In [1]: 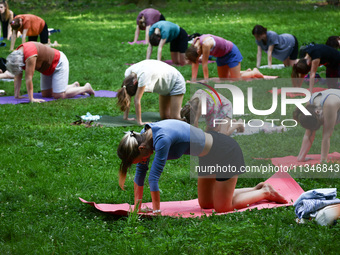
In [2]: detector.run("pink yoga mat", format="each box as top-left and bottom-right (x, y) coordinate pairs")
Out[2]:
(244, 75), (279, 81)
(198, 76), (278, 83)
(256, 152), (340, 168)
(268, 87), (326, 98)
(0, 90), (117, 105)
(79, 171), (304, 218)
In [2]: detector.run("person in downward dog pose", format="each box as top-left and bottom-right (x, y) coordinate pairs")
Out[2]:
(291, 44), (340, 91)
(147, 21), (188, 66)
(294, 89), (340, 162)
(133, 8), (165, 44)
(10, 14), (50, 50)
(117, 59), (186, 125)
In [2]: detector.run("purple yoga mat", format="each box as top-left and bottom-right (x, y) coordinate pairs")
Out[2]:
(0, 90), (117, 105)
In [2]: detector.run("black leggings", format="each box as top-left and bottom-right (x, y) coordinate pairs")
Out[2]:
(1, 20), (9, 39)
(28, 22), (48, 44)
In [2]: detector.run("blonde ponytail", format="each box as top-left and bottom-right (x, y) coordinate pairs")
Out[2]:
(180, 97), (200, 124)
(117, 73), (138, 112)
(117, 86), (131, 111)
(117, 131), (144, 189)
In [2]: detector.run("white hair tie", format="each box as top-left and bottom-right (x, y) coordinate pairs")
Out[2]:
(124, 130), (136, 137)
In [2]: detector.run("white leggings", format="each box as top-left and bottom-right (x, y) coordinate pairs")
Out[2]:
(40, 51), (69, 93)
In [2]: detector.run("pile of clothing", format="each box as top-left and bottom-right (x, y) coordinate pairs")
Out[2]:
(294, 188), (340, 226)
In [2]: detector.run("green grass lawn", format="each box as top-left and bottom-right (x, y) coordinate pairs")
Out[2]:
(1, 1), (339, 254)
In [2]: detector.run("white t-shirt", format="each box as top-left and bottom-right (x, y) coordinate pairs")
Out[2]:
(124, 60), (182, 95)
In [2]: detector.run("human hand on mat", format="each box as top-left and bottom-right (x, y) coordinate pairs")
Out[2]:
(139, 206), (153, 213)
(127, 117), (149, 126)
(298, 157), (313, 162)
(138, 121), (150, 126)
(30, 98), (45, 103)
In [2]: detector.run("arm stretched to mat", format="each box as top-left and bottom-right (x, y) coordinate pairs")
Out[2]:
(256, 45), (262, 68)
(134, 86), (146, 125)
(25, 56), (45, 103)
(134, 182), (144, 211)
(133, 25), (140, 43)
(191, 62), (199, 81)
(134, 182), (160, 213)
(10, 30), (18, 51)
(320, 98), (338, 161)
(308, 58), (320, 92)
(144, 25), (151, 45)
(267, 44), (274, 68)
(157, 38), (166, 61)
(146, 43), (153, 59)
(297, 129), (315, 161)
(21, 28), (28, 44)
(201, 41), (212, 79)
(14, 72), (24, 98)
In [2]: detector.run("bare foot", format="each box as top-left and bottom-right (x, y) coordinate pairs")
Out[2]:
(51, 40), (61, 47)
(0, 71), (15, 79)
(263, 183), (288, 204)
(253, 68), (264, 78)
(70, 81), (80, 88)
(68, 82), (85, 94)
(255, 182), (265, 190)
(84, 83), (95, 96)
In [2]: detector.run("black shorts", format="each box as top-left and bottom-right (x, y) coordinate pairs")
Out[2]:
(159, 14), (166, 21)
(170, 27), (188, 53)
(198, 131), (245, 181)
(289, 35), (299, 60)
(28, 22), (48, 44)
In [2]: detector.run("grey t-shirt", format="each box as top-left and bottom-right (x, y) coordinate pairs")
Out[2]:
(256, 31), (296, 61)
